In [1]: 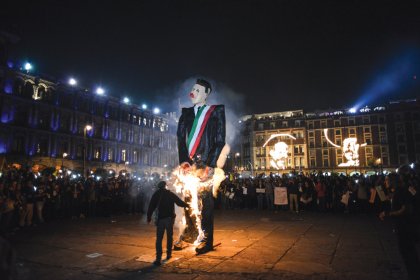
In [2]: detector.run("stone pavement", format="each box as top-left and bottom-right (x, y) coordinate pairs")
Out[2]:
(5, 210), (408, 280)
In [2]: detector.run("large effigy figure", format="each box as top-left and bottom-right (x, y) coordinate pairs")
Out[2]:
(175, 78), (226, 254)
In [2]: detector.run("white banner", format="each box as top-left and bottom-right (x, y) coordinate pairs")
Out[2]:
(256, 188), (266, 193)
(274, 187), (288, 205)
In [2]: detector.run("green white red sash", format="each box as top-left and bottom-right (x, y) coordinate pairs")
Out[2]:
(187, 105), (216, 158)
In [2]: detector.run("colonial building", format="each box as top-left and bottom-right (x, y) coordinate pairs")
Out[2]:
(0, 65), (178, 176)
(238, 99), (420, 175)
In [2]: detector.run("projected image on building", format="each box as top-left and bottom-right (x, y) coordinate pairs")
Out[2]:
(263, 134), (296, 170)
(323, 129), (366, 167)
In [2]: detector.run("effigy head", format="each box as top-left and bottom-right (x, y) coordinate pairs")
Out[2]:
(189, 78), (212, 105)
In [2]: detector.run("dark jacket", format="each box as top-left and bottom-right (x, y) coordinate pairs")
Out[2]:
(147, 189), (188, 220)
(177, 105), (226, 168)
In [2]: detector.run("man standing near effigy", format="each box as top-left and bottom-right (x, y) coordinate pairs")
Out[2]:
(175, 78), (226, 254)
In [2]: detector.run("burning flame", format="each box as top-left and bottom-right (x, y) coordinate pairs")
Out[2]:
(170, 165), (225, 245)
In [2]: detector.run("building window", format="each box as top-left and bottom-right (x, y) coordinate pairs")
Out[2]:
(322, 137), (328, 147)
(336, 149), (342, 165)
(258, 123), (264, 130)
(282, 121), (288, 127)
(108, 148), (114, 161)
(12, 136), (25, 154)
(335, 129), (341, 135)
(133, 150), (138, 163)
(270, 122), (276, 129)
(396, 124), (404, 133)
(94, 147), (101, 160)
(309, 140), (315, 148)
(121, 149), (127, 162)
(334, 120), (340, 126)
(380, 135), (387, 144)
(363, 117), (370, 124)
(335, 139), (341, 146)
(310, 158), (316, 167)
(349, 118), (355, 126)
(308, 122), (314, 129)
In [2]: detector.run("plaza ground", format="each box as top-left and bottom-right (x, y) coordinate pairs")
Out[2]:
(6, 210), (409, 280)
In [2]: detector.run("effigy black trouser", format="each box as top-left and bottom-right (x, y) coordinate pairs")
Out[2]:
(200, 190), (214, 248)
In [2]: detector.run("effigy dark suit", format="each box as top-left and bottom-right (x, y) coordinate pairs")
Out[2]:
(177, 104), (226, 252)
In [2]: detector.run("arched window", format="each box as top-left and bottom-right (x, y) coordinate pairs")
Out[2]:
(37, 85), (46, 100)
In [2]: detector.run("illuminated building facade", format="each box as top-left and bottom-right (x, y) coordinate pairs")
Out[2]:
(239, 100), (420, 174)
(0, 66), (178, 175)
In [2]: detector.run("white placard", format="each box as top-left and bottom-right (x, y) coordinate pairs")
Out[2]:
(274, 187), (288, 205)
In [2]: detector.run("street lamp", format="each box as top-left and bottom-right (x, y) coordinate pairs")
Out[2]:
(24, 62), (32, 72)
(83, 125), (93, 178)
(95, 87), (105, 95)
(68, 78), (77, 86)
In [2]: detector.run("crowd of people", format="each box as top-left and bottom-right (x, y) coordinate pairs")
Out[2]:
(0, 167), (419, 234)
(1, 166), (419, 277)
(0, 168), (159, 235)
(218, 170), (419, 216)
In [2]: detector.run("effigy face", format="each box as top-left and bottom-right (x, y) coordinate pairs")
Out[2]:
(189, 84), (208, 105)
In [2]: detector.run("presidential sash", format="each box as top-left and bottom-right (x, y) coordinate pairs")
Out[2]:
(187, 105), (216, 158)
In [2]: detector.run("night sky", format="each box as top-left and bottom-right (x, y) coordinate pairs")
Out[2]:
(2, 0), (420, 114)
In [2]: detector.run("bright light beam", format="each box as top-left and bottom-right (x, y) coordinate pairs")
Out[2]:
(353, 52), (419, 109)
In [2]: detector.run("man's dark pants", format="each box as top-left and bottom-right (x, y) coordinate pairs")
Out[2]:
(156, 217), (175, 260)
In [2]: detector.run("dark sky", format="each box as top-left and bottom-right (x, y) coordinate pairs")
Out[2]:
(2, 0), (420, 114)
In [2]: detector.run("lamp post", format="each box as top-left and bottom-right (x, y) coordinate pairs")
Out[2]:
(62, 152), (68, 169)
(83, 125), (92, 178)
(376, 158), (382, 174)
(235, 152), (241, 171)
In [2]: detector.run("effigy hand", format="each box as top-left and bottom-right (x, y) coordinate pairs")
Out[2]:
(180, 162), (191, 175)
